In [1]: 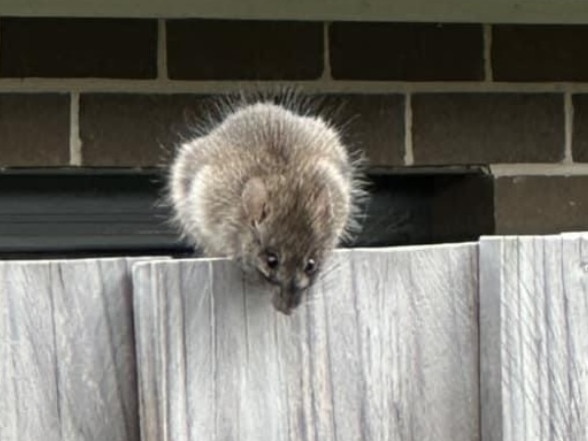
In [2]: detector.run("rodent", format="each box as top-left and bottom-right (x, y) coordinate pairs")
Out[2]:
(167, 94), (365, 314)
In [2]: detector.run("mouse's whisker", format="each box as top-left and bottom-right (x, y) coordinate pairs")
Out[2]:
(166, 92), (366, 314)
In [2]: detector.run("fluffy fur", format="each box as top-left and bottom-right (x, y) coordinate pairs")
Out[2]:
(167, 94), (366, 314)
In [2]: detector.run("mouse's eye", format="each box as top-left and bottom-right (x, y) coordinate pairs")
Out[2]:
(265, 251), (280, 269)
(304, 258), (317, 274)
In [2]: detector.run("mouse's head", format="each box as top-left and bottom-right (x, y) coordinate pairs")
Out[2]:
(238, 175), (338, 314)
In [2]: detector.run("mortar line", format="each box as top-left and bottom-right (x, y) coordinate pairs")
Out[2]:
(564, 91), (574, 163)
(157, 18), (168, 80)
(3, 79), (588, 94)
(69, 92), (82, 166)
(321, 22), (332, 80)
(404, 93), (414, 166)
(483, 24), (493, 82)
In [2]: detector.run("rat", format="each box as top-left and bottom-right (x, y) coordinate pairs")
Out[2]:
(167, 95), (365, 314)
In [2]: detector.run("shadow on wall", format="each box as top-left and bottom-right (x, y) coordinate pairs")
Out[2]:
(0, 168), (494, 258)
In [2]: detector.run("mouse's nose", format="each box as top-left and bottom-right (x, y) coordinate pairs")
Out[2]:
(272, 282), (304, 315)
(288, 278), (302, 293)
(285, 282), (304, 306)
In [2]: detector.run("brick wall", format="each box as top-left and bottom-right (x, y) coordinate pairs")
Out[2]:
(0, 18), (587, 235)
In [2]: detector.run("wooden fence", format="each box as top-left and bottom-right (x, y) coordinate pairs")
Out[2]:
(1, 234), (586, 441)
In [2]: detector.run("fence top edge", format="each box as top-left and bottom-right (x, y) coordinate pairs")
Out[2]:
(0, 255), (172, 267)
(130, 242), (479, 269)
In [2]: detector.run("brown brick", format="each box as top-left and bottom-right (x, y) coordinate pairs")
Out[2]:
(320, 94), (404, 166)
(572, 95), (588, 162)
(329, 22), (483, 81)
(0, 94), (69, 166)
(495, 176), (588, 234)
(0, 18), (157, 78)
(412, 93), (564, 165)
(80, 94), (210, 167)
(492, 25), (588, 82)
(167, 20), (323, 80)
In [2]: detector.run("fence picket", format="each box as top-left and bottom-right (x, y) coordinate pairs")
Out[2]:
(133, 244), (480, 441)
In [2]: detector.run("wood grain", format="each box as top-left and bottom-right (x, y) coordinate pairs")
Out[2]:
(480, 234), (588, 441)
(133, 244), (479, 441)
(0, 257), (154, 441)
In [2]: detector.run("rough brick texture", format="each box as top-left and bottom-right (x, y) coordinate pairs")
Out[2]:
(329, 22), (483, 81)
(572, 94), (588, 162)
(495, 176), (588, 234)
(79, 93), (404, 167)
(79, 94), (209, 166)
(492, 25), (588, 82)
(320, 94), (405, 166)
(167, 20), (323, 80)
(0, 18), (157, 78)
(0, 94), (70, 166)
(412, 93), (564, 165)
(0, 17), (586, 241)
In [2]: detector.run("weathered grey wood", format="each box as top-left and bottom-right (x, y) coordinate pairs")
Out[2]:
(0, 257), (158, 441)
(480, 234), (588, 441)
(133, 244), (479, 441)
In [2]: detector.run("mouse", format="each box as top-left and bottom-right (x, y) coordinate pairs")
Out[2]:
(167, 95), (365, 314)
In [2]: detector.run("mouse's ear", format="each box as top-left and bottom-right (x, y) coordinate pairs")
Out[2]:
(242, 177), (269, 226)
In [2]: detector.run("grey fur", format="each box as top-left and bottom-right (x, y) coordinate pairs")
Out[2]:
(168, 98), (366, 314)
